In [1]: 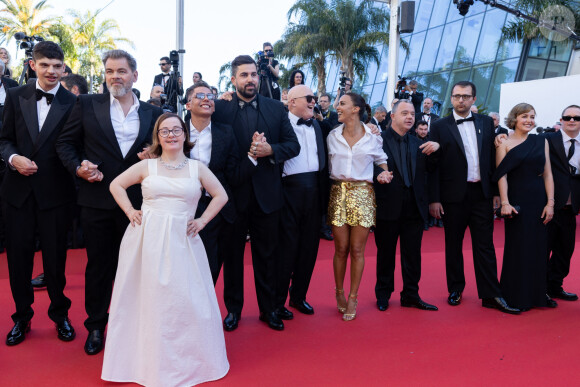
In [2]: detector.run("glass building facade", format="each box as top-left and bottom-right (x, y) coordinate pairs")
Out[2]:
(301, 0), (575, 115)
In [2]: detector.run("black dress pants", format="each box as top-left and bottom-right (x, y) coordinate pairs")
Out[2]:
(547, 206), (576, 292)
(196, 195), (225, 285)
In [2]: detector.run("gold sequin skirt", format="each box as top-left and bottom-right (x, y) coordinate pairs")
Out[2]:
(328, 180), (376, 228)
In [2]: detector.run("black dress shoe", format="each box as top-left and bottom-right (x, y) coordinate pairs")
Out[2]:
(548, 288), (578, 301)
(545, 294), (558, 308)
(447, 291), (462, 306)
(377, 299), (389, 311)
(259, 312), (284, 331)
(31, 273), (46, 289)
(84, 329), (104, 355)
(276, 307), (294, 320)
(320, 230), (334, 241)
(436, 219), (443, 228)
(223, 312), (240, 332)
(482, 297), (521, 315)
(401, 296), (438, 311)
(6, 321), (31, 346)
(289, 299), (314, 315)
(56, 318), (76, 341)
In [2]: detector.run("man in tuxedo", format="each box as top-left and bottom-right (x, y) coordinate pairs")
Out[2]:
(0, 41), (77, 346)
(374, 100), (439, 312)
(489, 112), (509, 136)
(184, 80), (252, 284)
(152, 56), (182, 111)
(213, 55), (299, 331)
(370, 105), (388, 131)
(414, 97), (439, 133)
(57, 49), (162, 355)
(396, 79), (423, 114)
(275, 85), (326, 320)
(0, 60), (18, 116)
(545, 105), (580, 301)
(428, 81), (519, 314)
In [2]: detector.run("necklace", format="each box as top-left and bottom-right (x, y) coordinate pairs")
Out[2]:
(159, 158), (188, 170)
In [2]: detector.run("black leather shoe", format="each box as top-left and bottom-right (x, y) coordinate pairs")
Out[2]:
(320, 230), (334, 241)
(276, 307), (294, 320)
(6, 321), (31, 346)
(448, 291), (462, 306)
(436, 219), (443, 228)
(545, 294), (558, 308)
(401, 296), (438, 311)
(84, 329), (104, 355)
(482, 297), (521, 315)
(548, 288), (578, 301)
(259, 312), (284, 331)
(31, 273), (46, 289)
(289, 299), (314, 315)
(56, 318), (76, 342)
(377, 299), (389, 311)
(223, 312), (240, 332)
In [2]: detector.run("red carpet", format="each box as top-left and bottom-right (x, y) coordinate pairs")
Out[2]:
(1, 220), (580, 386)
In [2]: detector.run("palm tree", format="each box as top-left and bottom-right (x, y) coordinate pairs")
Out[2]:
(0, 0), (56, 46)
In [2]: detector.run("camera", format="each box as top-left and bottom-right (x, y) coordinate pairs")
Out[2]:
(161, 49), (185, 113)
(338, 71), (349, 92)
(14, 32), (44, 58)
(395, 75), (410, 100)
(313, 104), (321, 115)
(536, 127), (555, 134)
(257, 50), (274, 74)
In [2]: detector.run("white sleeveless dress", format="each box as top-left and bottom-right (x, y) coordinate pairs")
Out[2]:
(102, 159), (229, 387)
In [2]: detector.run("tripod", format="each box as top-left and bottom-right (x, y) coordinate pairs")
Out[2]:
(163, 68), (182, 113)
(258, 72), (273, 99)
(18, 57), (36, 86)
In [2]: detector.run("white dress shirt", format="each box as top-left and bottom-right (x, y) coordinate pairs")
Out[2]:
(110, 93), (140, 158)
(37, 81), (60, 131)
(561, 130), (580, 175)
(0, 82), (6, 105)
(283, 112), (319, 176)
(453, 111), (480, 182)
(327, 123), (388, 183)
(189, 121), (212, 167)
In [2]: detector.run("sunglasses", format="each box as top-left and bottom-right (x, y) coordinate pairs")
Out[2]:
(297, 95), (316, 103)
(562, 116), (580, 122)
(159, 63), (169, 66)
(190, 93), (217, 101)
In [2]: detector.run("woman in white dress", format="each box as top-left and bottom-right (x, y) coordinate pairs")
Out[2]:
(102, 113), (230, 387)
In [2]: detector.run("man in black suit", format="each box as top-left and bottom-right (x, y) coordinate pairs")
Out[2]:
(414, 97), (439, 133)
(428, 81), (519, 314)
(57, 49), (162, 355)
(152, 56), (182, 112)
(545, 105), (580, 301)
(489, 112), (509, 136)
(275, 85), (326, 319)
(396, 79), (423, 114)
(184, 80), (252, 284)
(0, 41), (77, 346)
(0, 60), (18, 117)
(212, 55), (300, 331)
(370, 105), (388, 131)
(374, 100), (439, 312)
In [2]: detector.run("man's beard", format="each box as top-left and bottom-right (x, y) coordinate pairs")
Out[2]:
(109, 83), (131, 98)
(238, 83), (257, 99)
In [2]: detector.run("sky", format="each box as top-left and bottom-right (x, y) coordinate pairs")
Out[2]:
(2, 0), (298, 95)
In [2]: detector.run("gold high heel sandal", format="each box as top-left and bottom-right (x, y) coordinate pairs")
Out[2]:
(335, 288), (346, 314)
(342, 293), (358, 321)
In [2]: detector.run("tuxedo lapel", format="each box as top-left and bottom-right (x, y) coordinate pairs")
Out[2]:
(257, 95), (273, 141)
(32, 88), (73, 155)
(447, 115), (466, 158)
(126, 102), (152, 159)
(92, 96), (123, 159)
(552, 131), (568, 168)
(209, 123), (225, 170)
(313, 120), (325, 170)
(474, 114), (483, 157)
(19, 84), (39, 143)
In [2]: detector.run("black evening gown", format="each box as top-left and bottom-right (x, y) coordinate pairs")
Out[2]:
(492, 134), (549, 310)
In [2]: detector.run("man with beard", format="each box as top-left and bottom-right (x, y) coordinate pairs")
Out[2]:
(213, 55), (299, 331)
(57, 49), (162, 354)
(414, 97), (439, 133)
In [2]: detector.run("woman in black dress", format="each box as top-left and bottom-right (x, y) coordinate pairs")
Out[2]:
(289, 69), (305, 88)
(493, 103), (555, 311)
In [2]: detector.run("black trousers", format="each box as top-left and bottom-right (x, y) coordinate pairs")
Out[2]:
(275, 173), (320, 309)
(196, 195), (225, 285)
(375, 188), (423, 302)
(4, 196), (71, 323)
(222, 190), (280, 315)
(81, 206), (128, 331)
(442, 182), (501, 299)
(547, 206), (577, 292)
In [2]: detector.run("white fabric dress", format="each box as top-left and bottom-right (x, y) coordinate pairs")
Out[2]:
(102, 159), (229, 387)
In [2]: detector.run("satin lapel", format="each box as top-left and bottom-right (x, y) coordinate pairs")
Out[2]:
(126, 102), (152, 159)
(32, 89), (72, 155)
(448, 115), (466, 159)
(474, 114), (483, 157)
(92, 96), (123, 159)
(209, 122), (225, 170)
(384, 130), (401, 175)
(313, 120), (325, 170)
(19, 84), (39, 143)
(552, 131), (568, 167)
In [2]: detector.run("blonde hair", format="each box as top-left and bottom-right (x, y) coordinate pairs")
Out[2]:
(505, 103), (535, 129)
(149, 113), (194, 157)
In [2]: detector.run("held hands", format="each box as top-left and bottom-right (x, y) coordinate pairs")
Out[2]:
(126, 207), (143, 227)
(77, 160), (103, 182)
(377, 169), (393, 184)
(12, 155), (38, 176)
(187, 218), (207, 237)
(248, 131), (272, 159)
(419, 141), (440, 155)
(429, 202), (444, 219)
(541, 204), (554, 224)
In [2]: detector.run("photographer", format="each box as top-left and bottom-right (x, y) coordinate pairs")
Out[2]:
(257, 42), (280, 100)
(152, 54), (183, 112)
(394, 78), (423, 114)
(332, 74), (352, 110)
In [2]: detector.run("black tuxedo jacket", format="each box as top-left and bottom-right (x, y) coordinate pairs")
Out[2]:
(56, 93), (162, 210)
(544, 131), (580, 213)
(414, 112), (439, 125)
(428, 113), (497, 203)
(0, 77), (19, 126)
(0, 82), (76, 210)
(186, 119), (255, 223)
(213, 94), (300, 214)
(374, 128), (429, 221)
(494, 126), (509, 136)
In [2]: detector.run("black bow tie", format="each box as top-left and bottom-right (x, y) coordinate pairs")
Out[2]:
(297, 118), (313, 127)
(35, 89), (54, 105)
(239, 100), (258, 110)
(456, 116), (474, 125)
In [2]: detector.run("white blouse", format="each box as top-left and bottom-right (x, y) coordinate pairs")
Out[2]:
(327, 123), (388, 183)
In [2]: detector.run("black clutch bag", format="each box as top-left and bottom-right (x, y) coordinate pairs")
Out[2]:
(495, 205), (520, 218)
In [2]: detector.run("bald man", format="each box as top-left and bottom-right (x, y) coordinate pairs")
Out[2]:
(275, 85), (327, 319)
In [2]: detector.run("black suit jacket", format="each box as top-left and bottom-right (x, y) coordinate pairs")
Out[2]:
(374, 128), (429, 222)
(0, 82), (76, 210)
(0, 77), (19, 125)
(494, 126), (509, 136)
(56, 93), (162, 210)
(414, 112), (439, 125)
(544, 131), (580, 213)
(428, 113), (497, 203)
(213, 94), (300, 214)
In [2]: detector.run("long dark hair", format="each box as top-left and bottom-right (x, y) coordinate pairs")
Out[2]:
(289, 69), (305, 88)
(346, 92), (372, 124)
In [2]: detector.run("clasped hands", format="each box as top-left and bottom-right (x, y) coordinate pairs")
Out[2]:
(12, 155), (38, 176)
(77, 160), (103, 182)
(248, 131), (272, 160)
(377, 169), (394, 184)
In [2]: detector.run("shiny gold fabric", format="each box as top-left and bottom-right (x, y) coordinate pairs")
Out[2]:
(328, 181), (376, 228)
